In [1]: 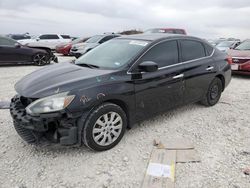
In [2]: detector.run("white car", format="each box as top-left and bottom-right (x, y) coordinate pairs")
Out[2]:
(216, 40), (241, 53)
(70, 34), (120, 58)
(19, 34), (72, 50)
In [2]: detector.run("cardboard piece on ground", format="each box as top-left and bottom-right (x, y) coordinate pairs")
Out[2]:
(142, 148), (176, 188)
(176, 149), (201, 163)
(153, 139), (194, 150)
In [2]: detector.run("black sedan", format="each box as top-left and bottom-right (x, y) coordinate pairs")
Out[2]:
(0, 36), (57, 66)
(10, 34), (231, 151)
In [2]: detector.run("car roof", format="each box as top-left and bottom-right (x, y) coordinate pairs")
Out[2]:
(117, 33), (197, 42)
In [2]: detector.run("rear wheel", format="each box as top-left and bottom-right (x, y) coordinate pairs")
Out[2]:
(82, 103), (127, 151)
(33, 53), (48, 66)
(200, 77), (222, 106)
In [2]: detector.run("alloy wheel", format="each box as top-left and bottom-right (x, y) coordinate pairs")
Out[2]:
(210, 84), (219, 99)
(92, 112), (123, 146)
(33, 54), (47, 66)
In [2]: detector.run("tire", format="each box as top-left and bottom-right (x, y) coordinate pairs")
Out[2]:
(13, 121), (41, 144)
(82, 103), (127, 151)
(200, 77), (223, 106)
(86, 48), (92, 53)
(33, 53), (48, 66)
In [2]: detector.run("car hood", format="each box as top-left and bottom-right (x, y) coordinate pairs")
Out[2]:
(228, 49), (250, 57)
(15, 62), (115, 98)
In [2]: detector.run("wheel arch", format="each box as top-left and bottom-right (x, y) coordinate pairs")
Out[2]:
(77, 99), (132, 146)
(104, 99), (131, 128)
(215, 74), (225, 91)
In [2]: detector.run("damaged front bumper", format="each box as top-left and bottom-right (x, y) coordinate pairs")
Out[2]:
(10, 95), (81, 146)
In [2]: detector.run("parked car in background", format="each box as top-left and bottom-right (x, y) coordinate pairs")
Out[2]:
(7, 33), (31, 41)
(144, 28), (187, 35)
(207, 39), (217, 46)
(216, 40), (241, 52)
(18, 34), (72, 50)
(228, 40), (250, 75)
(10, 34), (231, 151)
(213, 38), (227, 46)
(70, 34), (120, 58)
(0, 35), (57, 66)
(56, 37), (89, 56)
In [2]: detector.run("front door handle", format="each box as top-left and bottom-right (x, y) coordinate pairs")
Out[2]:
(206, 66), (214, 71)
(172, 74), (184, 79)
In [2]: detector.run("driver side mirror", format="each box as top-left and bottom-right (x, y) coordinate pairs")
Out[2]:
(36, 38), (40, 41)
(138, 61), (158, 72)
(14, 43), (21, 48)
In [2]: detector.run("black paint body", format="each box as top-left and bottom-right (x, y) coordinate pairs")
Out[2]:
(0, 44), (57, 65)
(10, 34), (231, 146)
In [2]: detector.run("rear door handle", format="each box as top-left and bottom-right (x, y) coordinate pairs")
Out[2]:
(172, 74), (184, 79)
(206, 66), (214, 71)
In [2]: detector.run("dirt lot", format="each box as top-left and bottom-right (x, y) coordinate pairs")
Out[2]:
(0, 57), (249, 188)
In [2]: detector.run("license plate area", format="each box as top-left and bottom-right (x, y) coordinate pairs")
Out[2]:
(231, 64), (238, 70)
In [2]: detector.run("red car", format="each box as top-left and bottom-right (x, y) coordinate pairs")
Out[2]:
(228, 40), (250, 75)
(144, 28), (187, 35)
(56, 37), (89, 55)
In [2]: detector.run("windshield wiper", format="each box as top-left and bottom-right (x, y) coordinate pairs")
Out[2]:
(77, 63), (100, 69)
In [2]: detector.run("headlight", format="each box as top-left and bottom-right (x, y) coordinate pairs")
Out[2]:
(26, 92), (75, 115)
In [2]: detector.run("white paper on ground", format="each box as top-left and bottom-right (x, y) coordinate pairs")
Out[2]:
(146, 163), (171, 177)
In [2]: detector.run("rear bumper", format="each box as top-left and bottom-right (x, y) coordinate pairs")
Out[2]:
(10, 95), (80, 146)
(232, 70), (250, 75)
(231, 60), (250, 74)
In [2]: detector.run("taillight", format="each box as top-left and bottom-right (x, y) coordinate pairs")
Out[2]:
(226, 56), (233, 64)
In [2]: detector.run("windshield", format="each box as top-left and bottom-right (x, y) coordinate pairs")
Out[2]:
(11, 35), (31, 40)
(72, 37), (87, 44)
(85, 35), (103, 43)
(217, 41), (234, 47)
(75, 39), (149, 69)
(235, 41), (250, 50)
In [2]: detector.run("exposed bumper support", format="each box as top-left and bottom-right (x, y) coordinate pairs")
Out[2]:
(10, 95), (81, 146)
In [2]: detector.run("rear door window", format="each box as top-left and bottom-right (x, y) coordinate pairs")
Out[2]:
(204, 43), (214, 56)
(61, 35), (71, 39)
(139, 40), (179, 68)
(39, 35), (59, 40)
(180, 40), (206, 62)
(174, 30), (185, 34)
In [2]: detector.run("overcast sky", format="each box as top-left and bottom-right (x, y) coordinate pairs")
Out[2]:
(0, 0), (250, 39)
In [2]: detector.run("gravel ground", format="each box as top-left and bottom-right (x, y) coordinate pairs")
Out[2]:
(0, 57), (249, 188)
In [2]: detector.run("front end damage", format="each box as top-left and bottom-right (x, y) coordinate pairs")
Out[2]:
(10, 95), (81, 146)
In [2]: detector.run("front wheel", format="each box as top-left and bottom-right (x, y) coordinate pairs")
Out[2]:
(82, 103), (127, 151)
(200, 77), (222, 106)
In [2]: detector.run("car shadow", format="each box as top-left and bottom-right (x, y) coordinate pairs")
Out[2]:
(232, 73), (250, 79)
